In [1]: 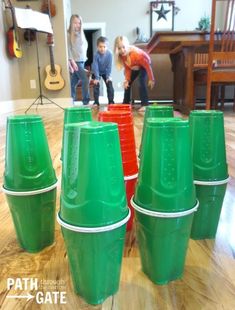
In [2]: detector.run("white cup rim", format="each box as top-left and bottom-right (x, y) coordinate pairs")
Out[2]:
(57, 208), (131, 233)
(2, 181), (58, 196)
(194, 176), (229, 186)
(130, 197), (199, 218)
(124, 173), (138, 181)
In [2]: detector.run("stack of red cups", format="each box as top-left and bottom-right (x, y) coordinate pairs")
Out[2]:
(108, 104), (132, 112)
(98, 110), (138, 231)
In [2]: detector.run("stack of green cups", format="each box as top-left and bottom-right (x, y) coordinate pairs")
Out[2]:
(2, 115), (57, 253)
(61, 107), (92, 160)
(132, 118), (198, 285)
(189, 110), (229, 239)
(139, 105), (174, 159)
(57, 121), (130, 305)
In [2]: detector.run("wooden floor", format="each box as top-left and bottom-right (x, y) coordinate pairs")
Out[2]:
(0, 105), (235, 310)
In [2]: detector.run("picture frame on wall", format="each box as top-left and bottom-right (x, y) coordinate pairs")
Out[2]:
(150, 1), (175, 36)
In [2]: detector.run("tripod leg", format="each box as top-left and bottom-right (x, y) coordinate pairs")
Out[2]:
(36, 95), (45, 111)
(41, 95), (64, 110)
(25, 96), (41, 114)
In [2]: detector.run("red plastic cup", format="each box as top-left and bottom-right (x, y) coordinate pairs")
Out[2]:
(125, 174), (138, 231)
(124, 162), (138, 177)
(98, 111), (138, 177)
(99, 111), (133, 125)
(120, 143), (136, 152)
(118, 126), (135, 136)
(108, 104), (132, 112)
(118, 124), (134, 130)
(122, 150), (137, 162)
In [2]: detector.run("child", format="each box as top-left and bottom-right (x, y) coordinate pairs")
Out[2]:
(114, 36), (155, 111)
(67, 14), (90, 105)
(92, 36), (114, 106)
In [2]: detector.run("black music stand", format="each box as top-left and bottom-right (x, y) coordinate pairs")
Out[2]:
(25, 32), (64, 113)
(11, 6), (64, 113)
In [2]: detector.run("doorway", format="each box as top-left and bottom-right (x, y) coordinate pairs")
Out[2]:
(84, 29), (99, 68)
(83, 23), (106, 98)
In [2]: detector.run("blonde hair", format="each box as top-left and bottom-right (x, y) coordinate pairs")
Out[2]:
(68, 14), (86, 45)
(113, 36), (130, 70)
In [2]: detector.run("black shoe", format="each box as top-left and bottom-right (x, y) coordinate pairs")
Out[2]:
(92, 102), (99, 109)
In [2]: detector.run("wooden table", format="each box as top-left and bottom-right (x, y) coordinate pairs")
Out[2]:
(138, 31), (218, 113)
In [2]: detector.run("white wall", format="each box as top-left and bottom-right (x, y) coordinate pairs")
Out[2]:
(64, 0), (72, 30)
(174, 0), (211, 31)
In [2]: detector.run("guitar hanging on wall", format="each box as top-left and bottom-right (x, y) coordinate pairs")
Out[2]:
(44, 34), (65, 91)
(5, 0), (23, 58)
(41, 0), (56, 17)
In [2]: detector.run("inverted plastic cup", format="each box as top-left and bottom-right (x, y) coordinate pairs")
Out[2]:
(98, 111), (138, 177)
(61, 107), (92, 160)
(60, 121), (128, 227)
(134, 118), (196, 212)
(144, 105), (174, 118)
(139, 105), (174, 159)
(122, 149), (138, 162)
(191, 178), (228, 239)
(98, 111), (133, 125)
(108, 104), (132, 112)
(57, 211), (130, 305)
(189, 110), (228, 181)
(118, 124), (135, 132)
(4, 115), (57, 191)
(125, 174), (138, 231)
(2, 184), (57, 253)
(132, 198), (198, 285)
(64, 107), (92, 124)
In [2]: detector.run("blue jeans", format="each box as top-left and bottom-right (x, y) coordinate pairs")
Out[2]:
(70, 61), (90, 104)
(93, 74), (114, 104)
(123, 68), (149, 105)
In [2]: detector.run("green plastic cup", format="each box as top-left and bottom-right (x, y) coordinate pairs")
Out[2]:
(4, 115), (57, 191)
(61, 107), (92, 160)
(60, 121), (128, 227)
(134, 118), (196, 212)
(64, 107), (92, 124)
(189, 110), (228, 181)
(57, 211), (130, 305)
(132, 198), (198, 285)
(3, 184), (57, 253)
(191, 179), (228, 239)
(144, 105), (174, 118)
(139, 105), (174, 158)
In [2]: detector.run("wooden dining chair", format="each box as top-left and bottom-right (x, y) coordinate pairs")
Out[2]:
(193, 0), (235, 110)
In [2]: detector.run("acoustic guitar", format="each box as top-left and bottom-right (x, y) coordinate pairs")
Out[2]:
(44, 34), (65, 91)
(41, 0), (56, 17)
(5, 0), (23, 58)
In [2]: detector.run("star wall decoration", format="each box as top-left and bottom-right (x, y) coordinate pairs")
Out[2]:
(154, 4), (170, 21)
(150, 1), (175, 35)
